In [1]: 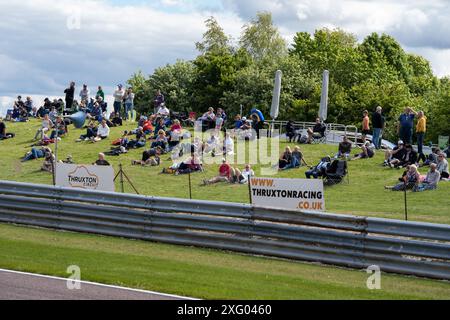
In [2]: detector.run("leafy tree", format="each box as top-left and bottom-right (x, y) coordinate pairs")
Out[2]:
(196, 17), (232, 55)
(240, 12), (287, 63)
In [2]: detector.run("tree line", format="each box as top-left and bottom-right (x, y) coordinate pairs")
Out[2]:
(128, 12), (449, 143)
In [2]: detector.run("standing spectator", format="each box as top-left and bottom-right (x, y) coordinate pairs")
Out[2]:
(361, 110), (370, 144)
(79, 84), (90, 105)
(153, 89), (165, 114)
(398, 106), (417, 144)
(64, 82), (75, 112)
(416, 111), (427, 163)
(372, 106), (385, 149)
(124, 87), (135, 121)
(113, 84), (125, 116)
(97, 86), (105, 101)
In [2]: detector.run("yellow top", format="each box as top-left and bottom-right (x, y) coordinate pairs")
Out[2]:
(416, 116), (427, 133)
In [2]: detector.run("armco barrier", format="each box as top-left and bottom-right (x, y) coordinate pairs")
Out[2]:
(0, 180), (449, 280)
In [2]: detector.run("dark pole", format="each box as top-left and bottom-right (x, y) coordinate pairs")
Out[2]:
(248, 174), (253, 205)
(404, 181), (408, 221)
(120, 164), (125, 193)
(188, 171), (192, 200)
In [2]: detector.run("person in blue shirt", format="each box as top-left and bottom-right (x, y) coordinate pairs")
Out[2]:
(397, 107), (418, 144)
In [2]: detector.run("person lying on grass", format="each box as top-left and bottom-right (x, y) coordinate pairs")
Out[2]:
(385, 164), (420, 191)
(351, 141), (375, 161)
(22, 147), (52, 162)
(132, 147), (163, 167)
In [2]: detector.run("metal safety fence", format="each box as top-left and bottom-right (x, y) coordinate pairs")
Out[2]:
(0, 180), (449, 280)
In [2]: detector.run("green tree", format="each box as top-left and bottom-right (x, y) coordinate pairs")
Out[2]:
(196, 16), (232, 55)
(239, 12), (287, 63)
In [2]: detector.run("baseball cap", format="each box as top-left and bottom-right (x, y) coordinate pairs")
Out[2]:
(398, 140), (404, 145)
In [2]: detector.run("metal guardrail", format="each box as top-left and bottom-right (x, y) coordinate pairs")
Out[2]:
(0, 180), (449, 280)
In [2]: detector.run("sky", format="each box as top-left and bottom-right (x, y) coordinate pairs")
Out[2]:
(1, 0), (450, 115)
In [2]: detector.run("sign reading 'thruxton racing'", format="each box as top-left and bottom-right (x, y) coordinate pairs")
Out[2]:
(56, 163), (115, 192)
(250, 177), (325, 212)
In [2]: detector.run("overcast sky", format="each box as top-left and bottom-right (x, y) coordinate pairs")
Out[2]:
(1, 0), (449, 114)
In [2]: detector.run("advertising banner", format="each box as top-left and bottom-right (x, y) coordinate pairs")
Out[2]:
(250, 177), (325, 212)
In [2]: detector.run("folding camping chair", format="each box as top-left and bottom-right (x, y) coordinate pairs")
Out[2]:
(323, 160), (349, 186)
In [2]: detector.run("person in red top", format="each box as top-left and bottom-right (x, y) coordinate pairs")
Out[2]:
(203, 158), (233, 185)
(143, 120), (153, 135)
(362, 110), (370, 144)
(171, 119), (182, 132)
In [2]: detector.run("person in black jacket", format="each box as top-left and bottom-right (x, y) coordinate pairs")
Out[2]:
(64, 82), (75, 113)
(372, 106), (386, 149)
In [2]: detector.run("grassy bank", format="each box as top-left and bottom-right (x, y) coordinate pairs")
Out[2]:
(1, 119), (449, 224)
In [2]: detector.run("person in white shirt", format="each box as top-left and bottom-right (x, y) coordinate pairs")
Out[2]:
(79, 84), (90, 104)
(93, 120), (110, 142)
(113, 84), (125, 116)
(157, 104), (170, 117)
(34, 114), (54, 140)
(240, 164), (255, 184)
(223, 132), (234, 155)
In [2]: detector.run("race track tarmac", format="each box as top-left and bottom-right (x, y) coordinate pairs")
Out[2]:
(0, 269), (192, 300)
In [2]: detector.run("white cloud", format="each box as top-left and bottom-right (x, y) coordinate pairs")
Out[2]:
(0, 0), (449, 117)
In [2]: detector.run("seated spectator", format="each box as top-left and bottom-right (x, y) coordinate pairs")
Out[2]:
(77, 122), (97, 142)
(34, 114), (54, 140)
(93, 153), (111, 166)
(199, 107), (216, 131)
(307, 118), (326, 144)
(86, 102), (103, 121)
(423, 147), (440, 166)
(414, 164), (440, 192)
(142, 118), (153, 134)
(0, 117), (14, 140)
(109, 112), (123, 127)
(41, 148), (55, 173)
(238, 118), (254, 140)
(215, 109), (225, 132)
(282, 146), (309, 170)
(126, 127), (146, 149)
(223, 132), (234, 156)
(385, 164), (420, 191)
(306, 156), (331, 179)
(202, 158), (233, 185)
(396, 144), (418, 168)
(50, 117), (66, 140)
(156, 103), (170, 118)
(383, 140), (406, 166)
(444, 146), (450, 158)
(335, 136), (352, 159)
(279, 146), (293, 170)
(351, 142), (375, 161)
(240, 164), (255, 184)
(93, 120), (110, 142)
(132, 147), (163, 166)
(22, 147), (52, 162)
(203, 133), (220, 155)
(234, 115), (244, 131)
(436, 153), (449, 179)
(151, 130), (168, 150)
(176, 154), (203, 175)
(153, 117), (167, 138)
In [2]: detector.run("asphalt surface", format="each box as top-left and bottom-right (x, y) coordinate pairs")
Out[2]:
(0, 269), (191, 300)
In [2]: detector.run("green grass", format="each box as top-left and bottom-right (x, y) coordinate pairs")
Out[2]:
(1, 119), (449, 224)
(0, 223), (449, 300)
